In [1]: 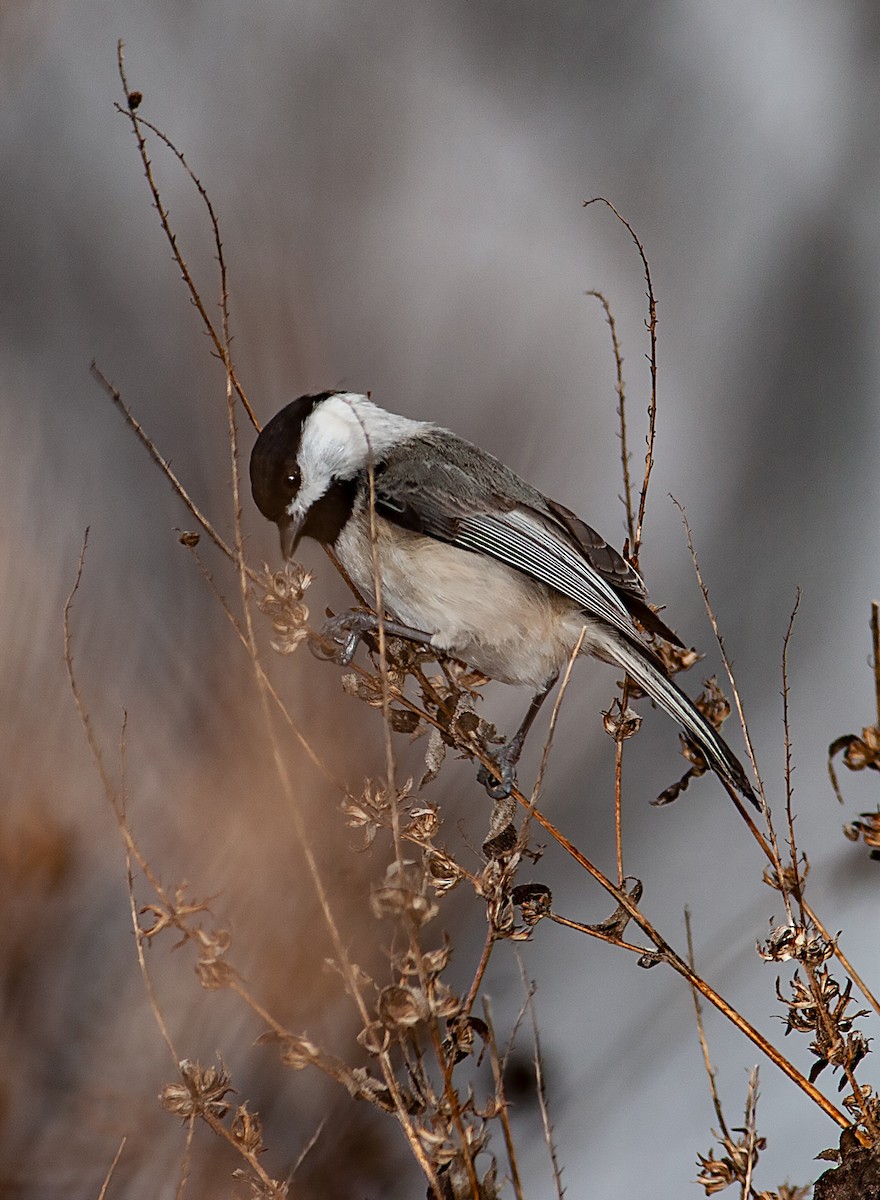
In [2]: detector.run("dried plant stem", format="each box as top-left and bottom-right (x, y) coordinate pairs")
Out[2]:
(116, 41), (257, 431)
(462, 928), (495, 1017)
(672, 496), (761, 796)
(184, 544), (348, 793)
(672, 499), (800, 906)
(584, 197), (657, 567)
(354, 421), (469, 1196)
(125, 850), (177, 1064)
(585, 283), (641, 886)
(97, 1137), (127, 1200)
(548, 912), (644, 954)
(673, 501), (880, 1018)
(614, 679), (629, 887)
(364, 457), (402, 853)
(482, 999), (526, 1200)
(518, 796), (849, 1129)
(586, 289), (634, 547)
(90, 362), (251, 573)
(290, 1118), (326, 1179)
(67, 542), (286, 1192)
(781, 592), (805, 917)
(515, 957), (565, 1200)
(175, 1117), (196, 1200)
(525, 625), (586, 825)
(872, 601), (880, 725)
(685, 908), (731, 1141)
(742, 1067), (760, 1198)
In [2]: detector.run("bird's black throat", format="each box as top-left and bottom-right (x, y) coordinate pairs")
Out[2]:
(301, 476), (359, 546)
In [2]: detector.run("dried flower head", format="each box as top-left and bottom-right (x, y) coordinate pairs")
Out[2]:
(830, 726), (880, 773)
(762, 856), (809, 893)
(654, 641), (703, 678)
(696, 1129), (766, 1196)
(511, 882), (552, 927)
(757, 922), (832, 965)
(231, 1103), (265, 1155)
(257, 562), (312, 654)
(843, 808), (880, 860)
(161, 1059), (234, 1120)
(602, 699), (642, 741)
(370, 860), (438, 926)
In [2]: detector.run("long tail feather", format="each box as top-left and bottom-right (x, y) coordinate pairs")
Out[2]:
(604, 634), (759, 808)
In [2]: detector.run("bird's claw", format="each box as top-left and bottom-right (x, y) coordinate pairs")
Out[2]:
(312, 611), (375, 665)
(478, 750), (518, 800)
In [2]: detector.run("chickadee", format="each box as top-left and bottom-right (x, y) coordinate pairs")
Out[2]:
(250, 391), (757, 806)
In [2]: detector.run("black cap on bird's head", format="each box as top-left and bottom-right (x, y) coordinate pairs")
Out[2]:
(249, 393), (330, 557)
(250, 394), (329, 517)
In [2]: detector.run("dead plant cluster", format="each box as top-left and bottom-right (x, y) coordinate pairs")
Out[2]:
(61, 45), (880, 1199)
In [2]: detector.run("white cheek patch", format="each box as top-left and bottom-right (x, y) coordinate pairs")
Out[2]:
(295, 394), (430, 517)
(297, 399), (369, 495)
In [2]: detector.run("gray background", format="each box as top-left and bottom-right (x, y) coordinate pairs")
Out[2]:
(2, 1), (879, 1196)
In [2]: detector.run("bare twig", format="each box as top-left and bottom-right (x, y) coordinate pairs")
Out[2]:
(483, 998), (526, 1200)
(90, 362), (250, 572)
(742, 1067), (760, 1198)
(462, 927), (495, 1018)
(175, 1117), (196, 1200)
(671, 496), (762, 801)
(184, 544), (348, 793)
(873, 601), (880, 726)
(584, 198), (657, 567)
(781, 592), (805, 918)
(115, 41), (258, 431)
(613, 681), (629, 887)
(514, 791), (849, 1129)
(524, 625), (586, 830)
(586, 289), (633, 547)
(685, 907), (731, 1141)
(97, 1136), (127, 1200)
(516, 957), (565, 1200)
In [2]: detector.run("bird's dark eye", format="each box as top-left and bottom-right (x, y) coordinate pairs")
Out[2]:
(284, 463), (301, 491)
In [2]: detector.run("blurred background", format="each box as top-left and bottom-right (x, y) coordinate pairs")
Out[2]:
(2, 1), (879, 1195)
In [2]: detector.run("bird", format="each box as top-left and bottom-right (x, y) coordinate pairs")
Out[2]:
(249, 390), (757, 807)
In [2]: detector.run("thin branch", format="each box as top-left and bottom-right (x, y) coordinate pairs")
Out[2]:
(482, 998), (526, 1200)
(97, 1136), (127, 1200)
(671, 497), (767, 797)
(515, 793), (849, 1129)
(547, 912), (645, 955)
(175, 1117), (196, 1200)
(462, 927), (495, 1018)
(872, 601), (880, 726)
(584, 198), (657, 567)
(90, 362), (251, 572)
(184, 544), (348, 793)
(613, 680), (629, 888)
(290, 1117), (327, 1179)
(741, 1067), (760, 1199)
(781, 591), (805, 920)
(586, 289), (633, 547)
(115, 41), (258, 430)
(515, 957), (565, 1200)
(685, 907), (731, 1141)
(523, 625), (586, 836)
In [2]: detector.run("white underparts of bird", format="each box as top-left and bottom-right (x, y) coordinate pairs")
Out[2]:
(250, 391), (758, 808)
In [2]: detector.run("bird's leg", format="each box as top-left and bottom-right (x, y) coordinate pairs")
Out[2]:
(478, 675), (558, 800)
(313, 609), (435, 666)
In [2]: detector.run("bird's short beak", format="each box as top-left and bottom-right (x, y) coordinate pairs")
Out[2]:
(277, 513), (302, 561)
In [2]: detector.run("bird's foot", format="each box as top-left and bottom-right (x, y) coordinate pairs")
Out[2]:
(312, 610), (436, 665)
(478, 744), (520, 800)
(312, 610), (377, 665)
